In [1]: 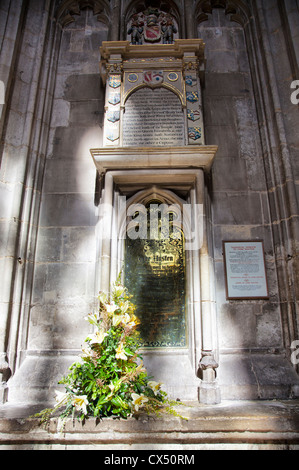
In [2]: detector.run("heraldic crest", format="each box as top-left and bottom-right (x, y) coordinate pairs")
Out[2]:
(127, 7), (178, 45)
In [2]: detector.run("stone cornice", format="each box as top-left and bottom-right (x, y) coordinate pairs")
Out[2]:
(90, 145), (218, 173)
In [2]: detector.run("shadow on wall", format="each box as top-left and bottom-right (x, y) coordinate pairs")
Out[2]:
(6, 9), (107, 405)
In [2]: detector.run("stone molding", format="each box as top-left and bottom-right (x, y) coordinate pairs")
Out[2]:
(90, 145), (218, 174)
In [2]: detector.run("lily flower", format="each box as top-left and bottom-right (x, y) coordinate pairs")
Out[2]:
(55, 390), (70, 408)
(120, 313), (131, 326)
(120, 300), (131, 314)
(71, 395), (89, 415)
(98, 292), (108, 305)
(115, 342), (127, 360)
(114, 285), (125, 297)
(148, 381), (163, 396)
(90, 329), (108, 345)
(85, 313), (98, 326)
(81, 345), (93, 358)
(106, 302), (118, 314)
(112, 314), (122, 327)
(131, 393), (148, 411)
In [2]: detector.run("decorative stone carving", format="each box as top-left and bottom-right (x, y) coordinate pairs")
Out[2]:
(127, 8), (179, 45)
(55, 0), (109, 27)
(195, 0), (250, 27)
(197, 353), (219, 380)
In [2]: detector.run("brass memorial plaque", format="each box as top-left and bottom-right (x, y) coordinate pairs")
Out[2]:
(124, 205), (187, 348)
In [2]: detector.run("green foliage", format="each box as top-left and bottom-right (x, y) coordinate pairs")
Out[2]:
(34, 278), (186, 424)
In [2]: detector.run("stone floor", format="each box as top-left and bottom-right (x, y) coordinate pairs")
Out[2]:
(0, 399), (299, 450)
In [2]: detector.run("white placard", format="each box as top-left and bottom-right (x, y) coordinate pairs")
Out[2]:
(223, 241), (269, 300)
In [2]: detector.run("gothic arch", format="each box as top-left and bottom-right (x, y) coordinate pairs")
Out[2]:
(118, 186), (186, 243)
(55, 0), (110, 27)
(194, 0), (251, 27)
(123, 83), (185, 108)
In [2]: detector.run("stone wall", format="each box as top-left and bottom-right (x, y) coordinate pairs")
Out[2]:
(199, 6), (299, 399)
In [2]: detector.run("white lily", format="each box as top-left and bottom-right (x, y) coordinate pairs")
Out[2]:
(55, 390), (69, 408)
(85, 313), (98, 326)
(81, 345), (93, 358)
(112, 314), (122, 327)
(90, 329), (108, 345)
(120, 300), (130, 314)
(114, 285), (125, 297)
(115, 342), (127, 360)
(71, 395), (89, 415)
(131, 393), (148, 412)
(118, 313), (131, 327)
(148, 381), (163, 396)
(106, 302), (118, 314)
(98, 292), (108, 304)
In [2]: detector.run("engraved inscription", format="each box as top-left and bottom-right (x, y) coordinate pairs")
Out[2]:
(123, 87), (185, 147)
(124, 204), (187, 348)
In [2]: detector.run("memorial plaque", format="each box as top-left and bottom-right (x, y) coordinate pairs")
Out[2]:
(223, 240), (269, 300)
(123, 87), (185, 147)
(124, 205), (187, 348)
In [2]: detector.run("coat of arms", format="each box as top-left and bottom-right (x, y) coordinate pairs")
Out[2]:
(108, 75), (121, 89)
(187, 109), (201, 122)
(106, 127), (119, 142)
(186, 92), (199, 103)
(127, 8), (178, 45)
(188, 127), (202, 141)
(144, 8), (161, 42)
(108, 92), (121, 105)
(185, 75), (197, 87)
(143, 71), (164, 87)
(107, 110), (120, 123)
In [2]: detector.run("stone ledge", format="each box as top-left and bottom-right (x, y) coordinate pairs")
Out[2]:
(90, 146), (218, 174)
(1, 400), (299, 449)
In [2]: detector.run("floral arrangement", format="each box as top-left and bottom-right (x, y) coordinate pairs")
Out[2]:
(35, 278), (185, 426)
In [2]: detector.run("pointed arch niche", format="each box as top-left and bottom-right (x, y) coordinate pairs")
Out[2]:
(90, 147), (220, 402)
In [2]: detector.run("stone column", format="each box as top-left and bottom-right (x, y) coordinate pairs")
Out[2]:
(196, 170), (221, 404)
(184, 0), (195, 39)
(0, 0), (59, 403)
(99, 172), (114, 294)
(110, 0), (121, 41)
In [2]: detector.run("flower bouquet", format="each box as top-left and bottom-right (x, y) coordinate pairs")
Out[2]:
(35, 279), (185, 426)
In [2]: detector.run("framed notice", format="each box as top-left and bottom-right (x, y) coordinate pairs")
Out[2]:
(223, 240), (269, 300)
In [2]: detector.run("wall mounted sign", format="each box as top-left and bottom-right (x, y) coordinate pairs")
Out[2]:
(223, 240), (269, 300)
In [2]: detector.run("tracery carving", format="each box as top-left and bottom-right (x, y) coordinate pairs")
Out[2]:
(55, 0), (110, 27)
(195, 0), (250, 27)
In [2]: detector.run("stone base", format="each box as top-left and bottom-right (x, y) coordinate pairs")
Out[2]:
(0, 400), (299, 450)
(198, 381), (221, 405)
